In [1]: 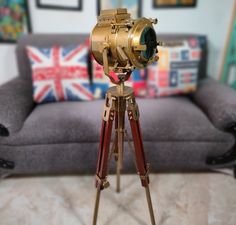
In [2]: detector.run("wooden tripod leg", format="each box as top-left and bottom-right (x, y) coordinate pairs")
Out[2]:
(128, 97), (156, 225)
(92, 96), (115, 225)
(112, 112), (122, 192)
(114, 112), (121, 193)
(116, 97), (126, 193)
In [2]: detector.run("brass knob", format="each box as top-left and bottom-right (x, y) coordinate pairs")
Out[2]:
(103, 180), (110, 189)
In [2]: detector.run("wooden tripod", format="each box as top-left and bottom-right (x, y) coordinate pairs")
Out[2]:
(92, 77), (156, 225)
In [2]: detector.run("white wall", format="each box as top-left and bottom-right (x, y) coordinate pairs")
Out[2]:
(0, 45), (18, 84)
(30, 0), (97, 33)
(0, 0), (234, 84)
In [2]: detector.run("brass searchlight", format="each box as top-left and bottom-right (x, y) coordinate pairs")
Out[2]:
(90, 8), (158, 84)
(91, 8), (158, 225)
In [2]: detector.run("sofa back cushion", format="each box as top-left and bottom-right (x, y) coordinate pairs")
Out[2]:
(17, 34), (208, 83)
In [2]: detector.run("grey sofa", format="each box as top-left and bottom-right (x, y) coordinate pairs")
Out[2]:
(0, 34), (236, 177)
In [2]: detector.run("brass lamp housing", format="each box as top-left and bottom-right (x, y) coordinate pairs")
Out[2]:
(91, 8), (158, 79)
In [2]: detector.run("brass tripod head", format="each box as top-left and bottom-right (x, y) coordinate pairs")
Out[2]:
(90, 8), (159, 86)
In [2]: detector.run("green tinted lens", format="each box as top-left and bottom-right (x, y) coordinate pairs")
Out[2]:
(140, 27), (157, 59)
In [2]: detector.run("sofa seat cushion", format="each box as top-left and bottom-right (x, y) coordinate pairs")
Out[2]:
(0, 97), (234, 146)
(138, 97), (234, 143)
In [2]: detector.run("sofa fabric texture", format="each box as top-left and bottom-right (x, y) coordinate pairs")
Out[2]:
(0, 77), (34, 135)
(193, 78), (236, 130)
(0, 97), (233, 146)
(0, 141), (234, 177)
(0, 33), (235, 177)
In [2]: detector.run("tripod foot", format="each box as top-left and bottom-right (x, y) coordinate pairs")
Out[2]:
(92, 188), (101, 225)
(145, 186), (156, 225)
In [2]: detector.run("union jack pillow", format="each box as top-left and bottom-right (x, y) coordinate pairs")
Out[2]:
(91, 56), (147, 99)
(27, 40), (93, 103)
(147, 38), (202, 97)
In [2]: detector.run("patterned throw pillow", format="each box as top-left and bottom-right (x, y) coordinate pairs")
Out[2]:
(147, 38), (202, 97)
(91, 56), (147, 99)
(26, 40), (93, 103)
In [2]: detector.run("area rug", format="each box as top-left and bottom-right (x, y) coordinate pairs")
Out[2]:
(0, 172), (235, 225)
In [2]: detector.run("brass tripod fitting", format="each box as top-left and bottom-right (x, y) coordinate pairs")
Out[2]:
(96, 175), (110, 189)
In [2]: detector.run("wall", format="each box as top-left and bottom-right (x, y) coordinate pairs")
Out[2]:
(0, 45), (18, 84)
(0, 0), (234, 84)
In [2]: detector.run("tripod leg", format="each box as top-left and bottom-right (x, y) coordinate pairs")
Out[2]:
(145, 185), (156, 225)
(116, 97), (126, 193)
(127, 97), (156, 225)
(114, 112), (121, 193)
(92, 95), (115, 225)
(113, 112), (121, 193)
(93, 188), (101, 225)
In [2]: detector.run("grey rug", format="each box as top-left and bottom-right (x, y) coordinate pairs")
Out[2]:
(0, 173), (235, 225)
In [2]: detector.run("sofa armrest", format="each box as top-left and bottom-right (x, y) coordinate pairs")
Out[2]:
(0, 77), (34, 136)
(192, 77), (236, 131)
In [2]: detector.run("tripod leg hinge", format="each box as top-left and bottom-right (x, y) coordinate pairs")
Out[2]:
(103, 109), (115, 121)
(128, 109), (139, 121)
(138, 163), (150, 186)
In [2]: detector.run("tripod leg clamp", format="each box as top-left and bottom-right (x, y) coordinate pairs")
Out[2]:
(95, 175), (110, 190)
